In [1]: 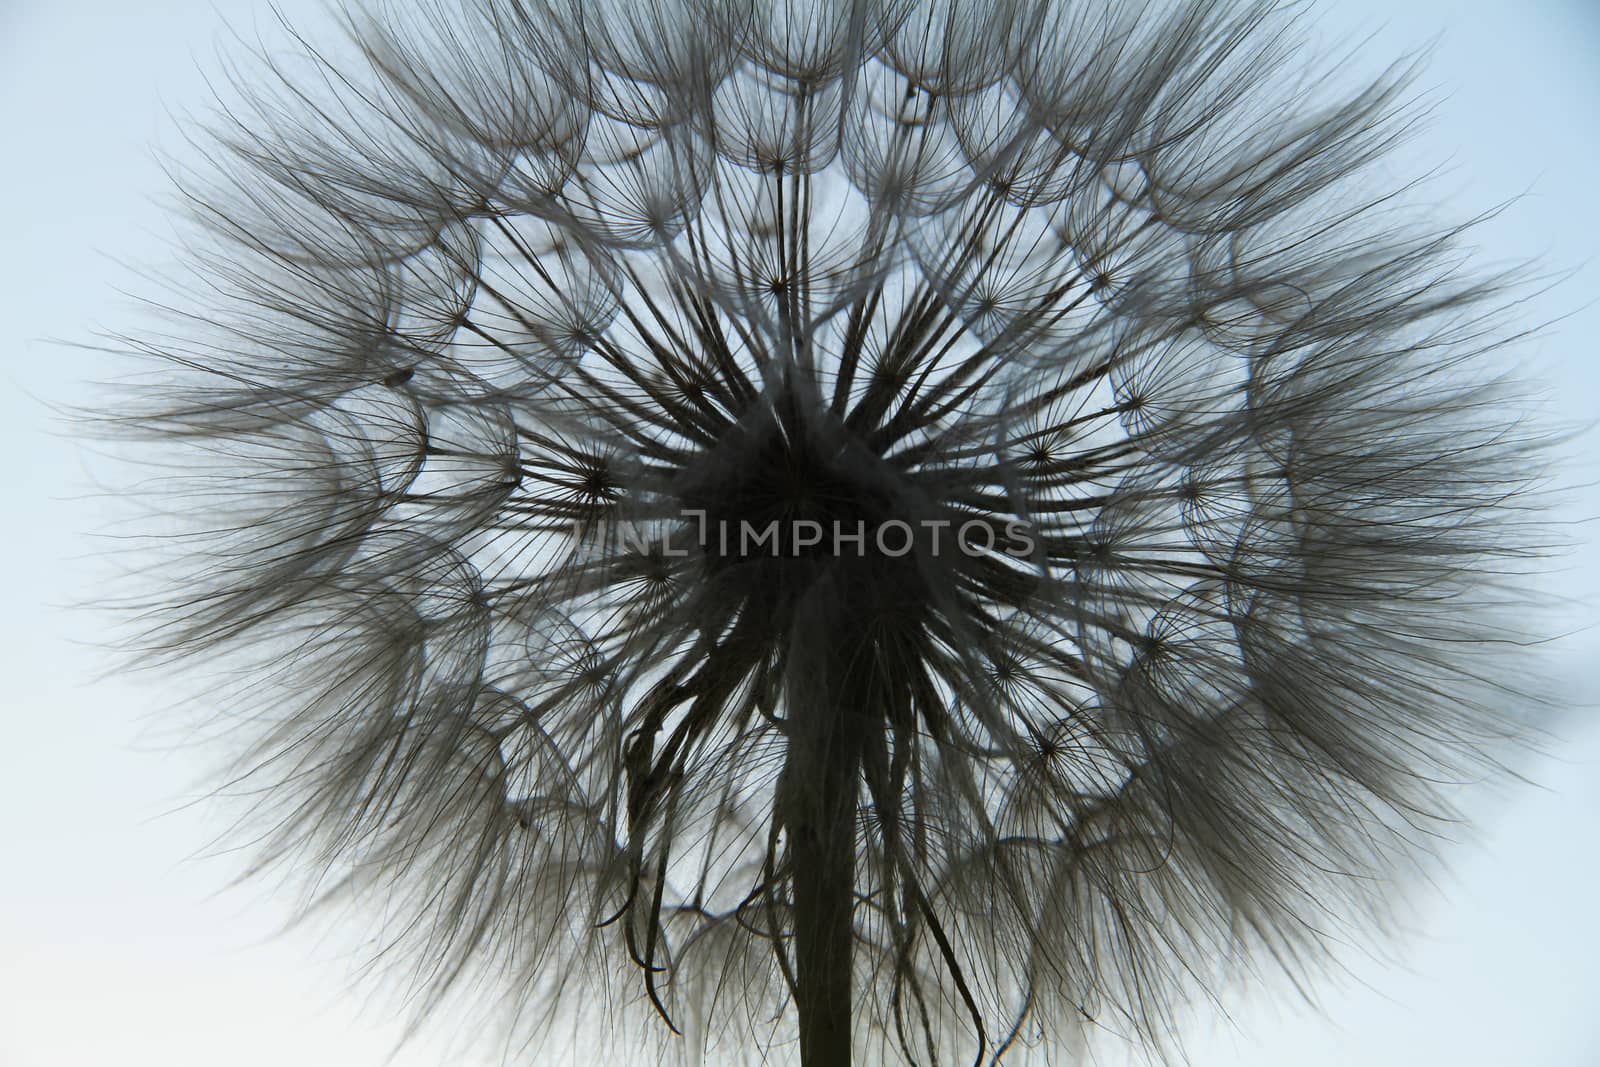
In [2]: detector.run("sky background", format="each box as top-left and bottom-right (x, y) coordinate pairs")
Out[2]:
(2, 1), (1597, 1065)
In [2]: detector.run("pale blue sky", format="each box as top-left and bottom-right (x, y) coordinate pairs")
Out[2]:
(2, 2), (1596, 1065)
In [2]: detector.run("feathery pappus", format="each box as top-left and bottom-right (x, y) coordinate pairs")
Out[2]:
(104, 0), (1559, 1063)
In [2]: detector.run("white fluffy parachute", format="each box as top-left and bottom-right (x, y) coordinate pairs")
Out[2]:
(107, 1), (1557, 1064)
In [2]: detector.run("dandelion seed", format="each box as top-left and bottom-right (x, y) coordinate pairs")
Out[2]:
(107, 0), (1558, 1064)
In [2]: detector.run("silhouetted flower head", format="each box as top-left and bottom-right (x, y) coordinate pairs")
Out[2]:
(112, 0), (1555, 1063)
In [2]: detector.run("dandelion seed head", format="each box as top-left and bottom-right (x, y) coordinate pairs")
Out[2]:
(110, 0), (1559, 1063)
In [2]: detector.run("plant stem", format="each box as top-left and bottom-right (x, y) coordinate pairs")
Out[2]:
(788, 726), (860, 1067)
(782, 600), (870, 1067)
